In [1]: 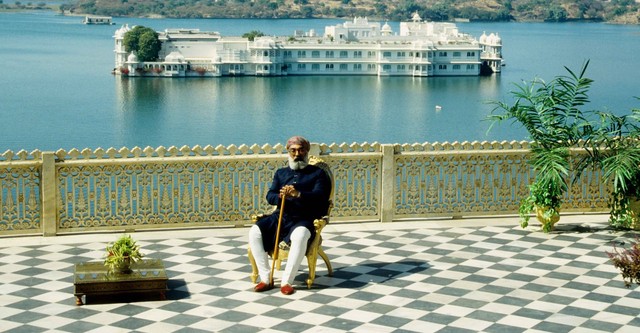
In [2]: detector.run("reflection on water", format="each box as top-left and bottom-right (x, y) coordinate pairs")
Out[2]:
(113, 75), (511, 148)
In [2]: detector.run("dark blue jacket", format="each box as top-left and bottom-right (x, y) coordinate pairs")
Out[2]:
(256, 164), (331, 251)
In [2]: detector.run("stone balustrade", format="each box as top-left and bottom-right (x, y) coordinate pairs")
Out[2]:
(0, 142), (609, 236)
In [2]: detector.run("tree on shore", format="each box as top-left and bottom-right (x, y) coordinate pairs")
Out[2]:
(123, 26), (161, 62)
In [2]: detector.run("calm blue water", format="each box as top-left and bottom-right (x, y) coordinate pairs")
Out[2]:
(1, 11), (639, 151)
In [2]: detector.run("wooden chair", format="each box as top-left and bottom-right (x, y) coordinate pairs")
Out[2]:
(248, 156), (334, 289)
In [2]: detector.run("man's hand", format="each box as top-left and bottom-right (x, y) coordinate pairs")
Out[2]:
(280, 185), (300, 198)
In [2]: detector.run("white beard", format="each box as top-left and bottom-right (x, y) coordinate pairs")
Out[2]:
(288, 155), (309, 170)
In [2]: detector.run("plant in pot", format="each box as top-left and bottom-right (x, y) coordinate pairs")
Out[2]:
(518, 150), (567, 232)
(579, 107), (640, 229)
(488, 62), (593, 232)
(104, 234), (143, 274)
(606, 237), (640, 287)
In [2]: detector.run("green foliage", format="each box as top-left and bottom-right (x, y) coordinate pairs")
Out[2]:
(490, 61), (640, 230)
(104, 234), (143, 273)
(138, 30), (162, 61)
(489, 61), (595, 232)
(242, 30), (265, 41)
(607, 238), (640, 287)
(123, 26), (161, 62)
(579, 105), (640, 229)
(545, 5), (568, 22)
(65, 0), (638, 21)
(519, 179), (563, 232)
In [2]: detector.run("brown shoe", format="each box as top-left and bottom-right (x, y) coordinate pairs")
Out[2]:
(280, 284), (295, 295)
(254, 282), (272, 292)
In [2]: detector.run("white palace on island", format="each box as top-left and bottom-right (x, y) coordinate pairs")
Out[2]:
(113, 13), (503, 78)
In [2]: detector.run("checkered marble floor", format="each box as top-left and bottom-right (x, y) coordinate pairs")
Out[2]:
(1, 215), (640, 333)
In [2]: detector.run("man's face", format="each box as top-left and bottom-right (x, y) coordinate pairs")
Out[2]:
(288, 144), (308, 162)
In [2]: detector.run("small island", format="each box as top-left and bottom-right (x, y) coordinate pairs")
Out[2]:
(114, 14), (503, 78)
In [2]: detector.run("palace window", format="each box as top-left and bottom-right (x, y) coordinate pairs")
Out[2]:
(438, 64), (447, 70)
(439, 51), (448, 57)
(340, 51), (348, 58)
(453, 52), (461, 57)
(383, 51), (391, 58)
(312, 51), (320, 58)
(284, 51), (292, 58)
(397, 65), (406, 71)
(383, 64), (391, 70)
(397, 52), (406, 57)
(467, 51), (476, 57)
(325, 64), (334, 70)
(340, 64), (348, 71)
(453, 64), (461, 70)
(367, 64), (376, 70)
(312, 64), (320, 70)
(297, 51), (306, 58)
(354, 64), (362, 71)
(297, 64), (306, 70)
(354, 51), (362, 58)
(326, 51), (334, 58)
(467, 64), (475, 70)
(368, 51), (376, 57)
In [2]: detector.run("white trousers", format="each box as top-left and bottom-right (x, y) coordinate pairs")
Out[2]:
(249, 224), (311, 286)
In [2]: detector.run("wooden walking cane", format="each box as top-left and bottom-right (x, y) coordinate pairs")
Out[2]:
(269, 195), (286, 287)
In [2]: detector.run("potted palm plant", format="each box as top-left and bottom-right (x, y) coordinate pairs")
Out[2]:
(104, 234), (144, 274)
(488, 62), (594, 232)
(578, 107), (640, 229)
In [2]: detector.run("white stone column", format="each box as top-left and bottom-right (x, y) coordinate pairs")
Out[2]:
(380, 144), (395, 222)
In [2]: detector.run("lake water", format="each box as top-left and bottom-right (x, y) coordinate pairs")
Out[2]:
(1, 11), (639, 152)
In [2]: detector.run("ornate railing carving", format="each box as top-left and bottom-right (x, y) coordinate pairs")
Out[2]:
(0, 150), (42, 234)
(0, 142), (611, 236)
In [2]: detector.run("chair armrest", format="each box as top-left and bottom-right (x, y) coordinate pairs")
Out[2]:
(313, 216), (328, 232)
(251, 214), (268, 223)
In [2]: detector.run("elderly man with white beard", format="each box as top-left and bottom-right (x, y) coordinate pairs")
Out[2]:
(248, 136), (332, 295)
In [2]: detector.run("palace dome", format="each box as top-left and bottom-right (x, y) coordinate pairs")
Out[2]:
(127, 52), (139, 63)
(164, 51), (185, 63)
(485, 33), (503, 45)
(115, 24), (132, 38)
(479, 32), (487, 43)
(492, 33), (502, 44)
(381, 22), (392, 35)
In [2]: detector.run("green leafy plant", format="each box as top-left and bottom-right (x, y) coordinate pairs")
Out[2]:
(488, 62), (593, 231)
(607, 238), (640, 287)
(242, 30), (265, 41)
(123, 26), (161, 62)
(104, 234), (143, 273)
(519, 178), (563, 232)
(578, 107), (640, 229)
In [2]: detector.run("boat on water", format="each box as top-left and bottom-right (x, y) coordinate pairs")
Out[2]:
(113, 13), (503, 78)
(83, 15), (114, 25)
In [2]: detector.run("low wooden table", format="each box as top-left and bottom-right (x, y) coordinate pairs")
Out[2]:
(73, 259), (168, 305)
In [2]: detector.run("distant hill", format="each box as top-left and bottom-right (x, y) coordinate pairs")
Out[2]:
(59, 0), (639, 24)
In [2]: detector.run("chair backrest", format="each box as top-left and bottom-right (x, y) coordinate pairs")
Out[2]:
(309, 156), (333, 217)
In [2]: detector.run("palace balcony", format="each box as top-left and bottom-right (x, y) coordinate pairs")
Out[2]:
(0, 142), (608, 237)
